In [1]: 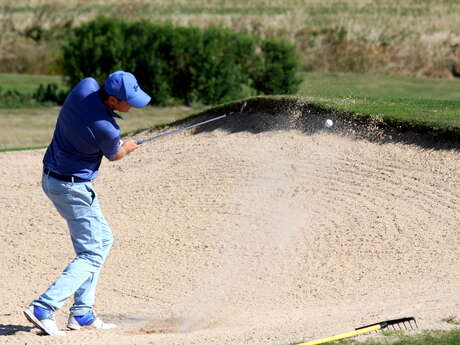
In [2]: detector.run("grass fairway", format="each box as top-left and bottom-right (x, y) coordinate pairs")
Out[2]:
(338, 328), (460, 345)
(0, 73), (63, 94)
(299, 72), (460, 133)
(0, 72), (459, 150)
(0, 105), (195, 150)
(300, 72), (460, 100)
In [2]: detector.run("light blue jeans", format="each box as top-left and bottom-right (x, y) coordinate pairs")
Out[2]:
(33, 173), (113, 316)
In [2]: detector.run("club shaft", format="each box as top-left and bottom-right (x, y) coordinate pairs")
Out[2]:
(136, 114), (227, 144)
(136, 101), (246, 145)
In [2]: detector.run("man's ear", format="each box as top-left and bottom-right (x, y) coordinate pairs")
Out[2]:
(106, 95), (119, 109)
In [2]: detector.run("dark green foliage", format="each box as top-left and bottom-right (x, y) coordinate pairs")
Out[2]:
(33, 83), (68, 105)
(0, 87), (34, 108)
(61, 18), (127, 87)
(251, 38), (302, 95)
(60, 17), (301, 105)
(0, 84), (68, 108)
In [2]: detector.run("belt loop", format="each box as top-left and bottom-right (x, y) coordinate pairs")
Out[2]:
(71, 176), (75, 184)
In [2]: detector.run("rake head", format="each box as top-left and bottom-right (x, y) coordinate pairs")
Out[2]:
(297, 316), (417, 345)
(356, 317), (418, 332)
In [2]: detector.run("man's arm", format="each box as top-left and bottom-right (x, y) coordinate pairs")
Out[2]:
(108, 139), (139, 161)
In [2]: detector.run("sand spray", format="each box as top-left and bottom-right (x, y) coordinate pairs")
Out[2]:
(171, 134), (316, 332)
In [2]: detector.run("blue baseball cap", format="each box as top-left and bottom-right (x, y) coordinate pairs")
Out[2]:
(103, 71), (151, 108)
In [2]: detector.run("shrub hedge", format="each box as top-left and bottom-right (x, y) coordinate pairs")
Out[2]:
(0, 84), (68, 108)
(0, 87), (34, 108)
(61, 17), (301, 105)
(33, 83), (68, 105)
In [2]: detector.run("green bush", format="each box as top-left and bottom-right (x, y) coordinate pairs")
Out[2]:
(61, 18), (128, 87)
(61, 17), (301, 105)
(0, 84), (68, 108)
(33, 83), (68, 105)
(0, 87), (34, 108)
(252, 38), (302, 95)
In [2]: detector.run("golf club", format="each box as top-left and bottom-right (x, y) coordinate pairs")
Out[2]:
(136, 101), (247, 145)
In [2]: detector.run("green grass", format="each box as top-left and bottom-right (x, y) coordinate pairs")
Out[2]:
(0, 105), (196, 150)
(0, 71), (459, 150)
(331, 329), (460, 345)
(300, 72), (460, 100)
(298, 72), (460, 133)
(0, 73), (63, 94)
(0, 73), (198, 149)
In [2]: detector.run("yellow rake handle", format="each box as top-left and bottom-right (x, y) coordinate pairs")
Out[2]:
(297, 324), (382, 345)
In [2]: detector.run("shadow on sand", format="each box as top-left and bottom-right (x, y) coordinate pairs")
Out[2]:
(145, 97), (459, 151)
(0, 323), (35, 336)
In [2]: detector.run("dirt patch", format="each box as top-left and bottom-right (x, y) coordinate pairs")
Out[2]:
(0, 103), (459, 345)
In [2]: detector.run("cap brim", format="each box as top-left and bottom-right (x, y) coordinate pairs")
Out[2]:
(127, 88), (151, 108)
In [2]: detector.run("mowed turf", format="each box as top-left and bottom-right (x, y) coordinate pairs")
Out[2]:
(0, 73), (63, 94)
(0, 104), (195, 150)
(343, 329), (460, 345)
(299, 72), (460, 131)
(0, 71), (459, 150)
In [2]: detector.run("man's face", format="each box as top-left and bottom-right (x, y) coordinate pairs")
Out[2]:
(114, 99), (132, 112)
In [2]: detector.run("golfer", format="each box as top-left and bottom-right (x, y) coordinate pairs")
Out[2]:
(24, 71), (151, 336)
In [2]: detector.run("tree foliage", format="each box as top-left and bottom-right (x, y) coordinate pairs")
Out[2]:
(61, 17), (301, 105)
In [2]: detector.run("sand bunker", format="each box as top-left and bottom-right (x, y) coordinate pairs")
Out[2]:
(0, 103), (459, 345)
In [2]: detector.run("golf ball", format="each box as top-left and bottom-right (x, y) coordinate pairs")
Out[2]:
(325, 119), (334, 128)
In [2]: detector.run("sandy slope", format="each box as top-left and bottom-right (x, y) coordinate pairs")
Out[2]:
(0, 108), (459, 345)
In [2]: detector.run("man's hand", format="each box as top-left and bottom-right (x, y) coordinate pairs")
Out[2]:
(109, 139), (139, 161)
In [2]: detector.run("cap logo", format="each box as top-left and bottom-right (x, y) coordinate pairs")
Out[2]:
(133, 84), (139, 92)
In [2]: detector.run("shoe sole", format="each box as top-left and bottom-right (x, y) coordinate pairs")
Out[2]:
(67, 320), (117, 331)
(67, 324), (81, 330)
(23, 308), (64, 336)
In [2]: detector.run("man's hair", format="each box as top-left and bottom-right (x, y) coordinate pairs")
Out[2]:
(98, 87), (123, 102)
(98, 87), (110, 101)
